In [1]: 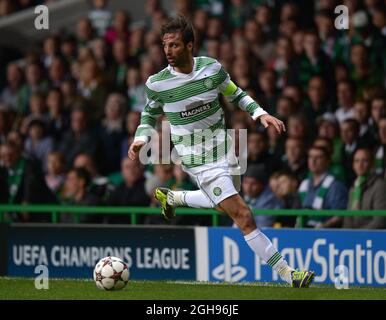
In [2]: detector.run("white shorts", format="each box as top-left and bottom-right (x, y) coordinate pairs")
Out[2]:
(184, 158), (241, 207)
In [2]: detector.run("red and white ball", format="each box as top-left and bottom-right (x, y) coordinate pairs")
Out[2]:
(93, 256), (129, 290)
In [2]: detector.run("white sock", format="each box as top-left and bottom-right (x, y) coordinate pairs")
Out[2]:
(167, 190), (214, 208)
(244, 229), (294, 284)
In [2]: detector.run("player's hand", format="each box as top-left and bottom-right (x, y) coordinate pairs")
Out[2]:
(259, 114), (286, 134)
(128, 140), (146, 160)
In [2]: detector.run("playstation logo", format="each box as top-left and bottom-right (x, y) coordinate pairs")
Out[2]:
(212, 236), (247, 282)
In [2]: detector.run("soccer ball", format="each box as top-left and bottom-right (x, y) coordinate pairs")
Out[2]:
(93, 256), (129, 290)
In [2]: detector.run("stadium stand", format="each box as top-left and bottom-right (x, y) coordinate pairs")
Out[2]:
(0, 0), (385, 228)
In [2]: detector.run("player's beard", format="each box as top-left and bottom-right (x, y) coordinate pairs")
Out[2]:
(170, 47), (191, 69)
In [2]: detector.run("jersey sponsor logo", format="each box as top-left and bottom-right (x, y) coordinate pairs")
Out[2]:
(180, 103), (211, 118)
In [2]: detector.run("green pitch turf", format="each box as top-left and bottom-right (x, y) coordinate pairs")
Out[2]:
(0, 277), (385, 300)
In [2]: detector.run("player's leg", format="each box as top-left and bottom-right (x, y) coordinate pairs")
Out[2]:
(158, 166), (296, 284)
(154, 162), (314, 286)
(218, 164), (303, 284)
(175, 190), (214, 209)
(154, 169), (223, 219)
(217, 193), (315, 287)
(217, 194), (293, 282)
(167, 188), (226, 210)
(154, 187), (223, 220)
(182, 191), (225, 212)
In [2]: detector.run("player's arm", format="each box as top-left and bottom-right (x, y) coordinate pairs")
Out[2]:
(128, 84), (164, 160)
(219, 74), (285, 134)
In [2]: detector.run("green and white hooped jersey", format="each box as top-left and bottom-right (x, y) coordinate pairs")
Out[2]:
(134, 56), (267, 171)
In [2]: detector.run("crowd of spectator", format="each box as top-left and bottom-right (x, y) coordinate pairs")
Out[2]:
(0, 0), (385, 228)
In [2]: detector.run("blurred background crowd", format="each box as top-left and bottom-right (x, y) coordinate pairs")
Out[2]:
(0, 0), (385, 228)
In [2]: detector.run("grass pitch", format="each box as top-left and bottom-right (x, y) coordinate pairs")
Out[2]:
(0, 277), (385, 300)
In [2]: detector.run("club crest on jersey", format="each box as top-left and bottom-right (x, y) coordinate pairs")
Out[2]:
(180, 103), (211, 118)
(213, 187), (222, 196)
(203, 78), (214, 89)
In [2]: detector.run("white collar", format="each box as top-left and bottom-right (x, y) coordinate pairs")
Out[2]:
(168, 57), (197, 77)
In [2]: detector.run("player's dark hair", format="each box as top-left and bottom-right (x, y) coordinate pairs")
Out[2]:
(161, 15), (195, 46)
